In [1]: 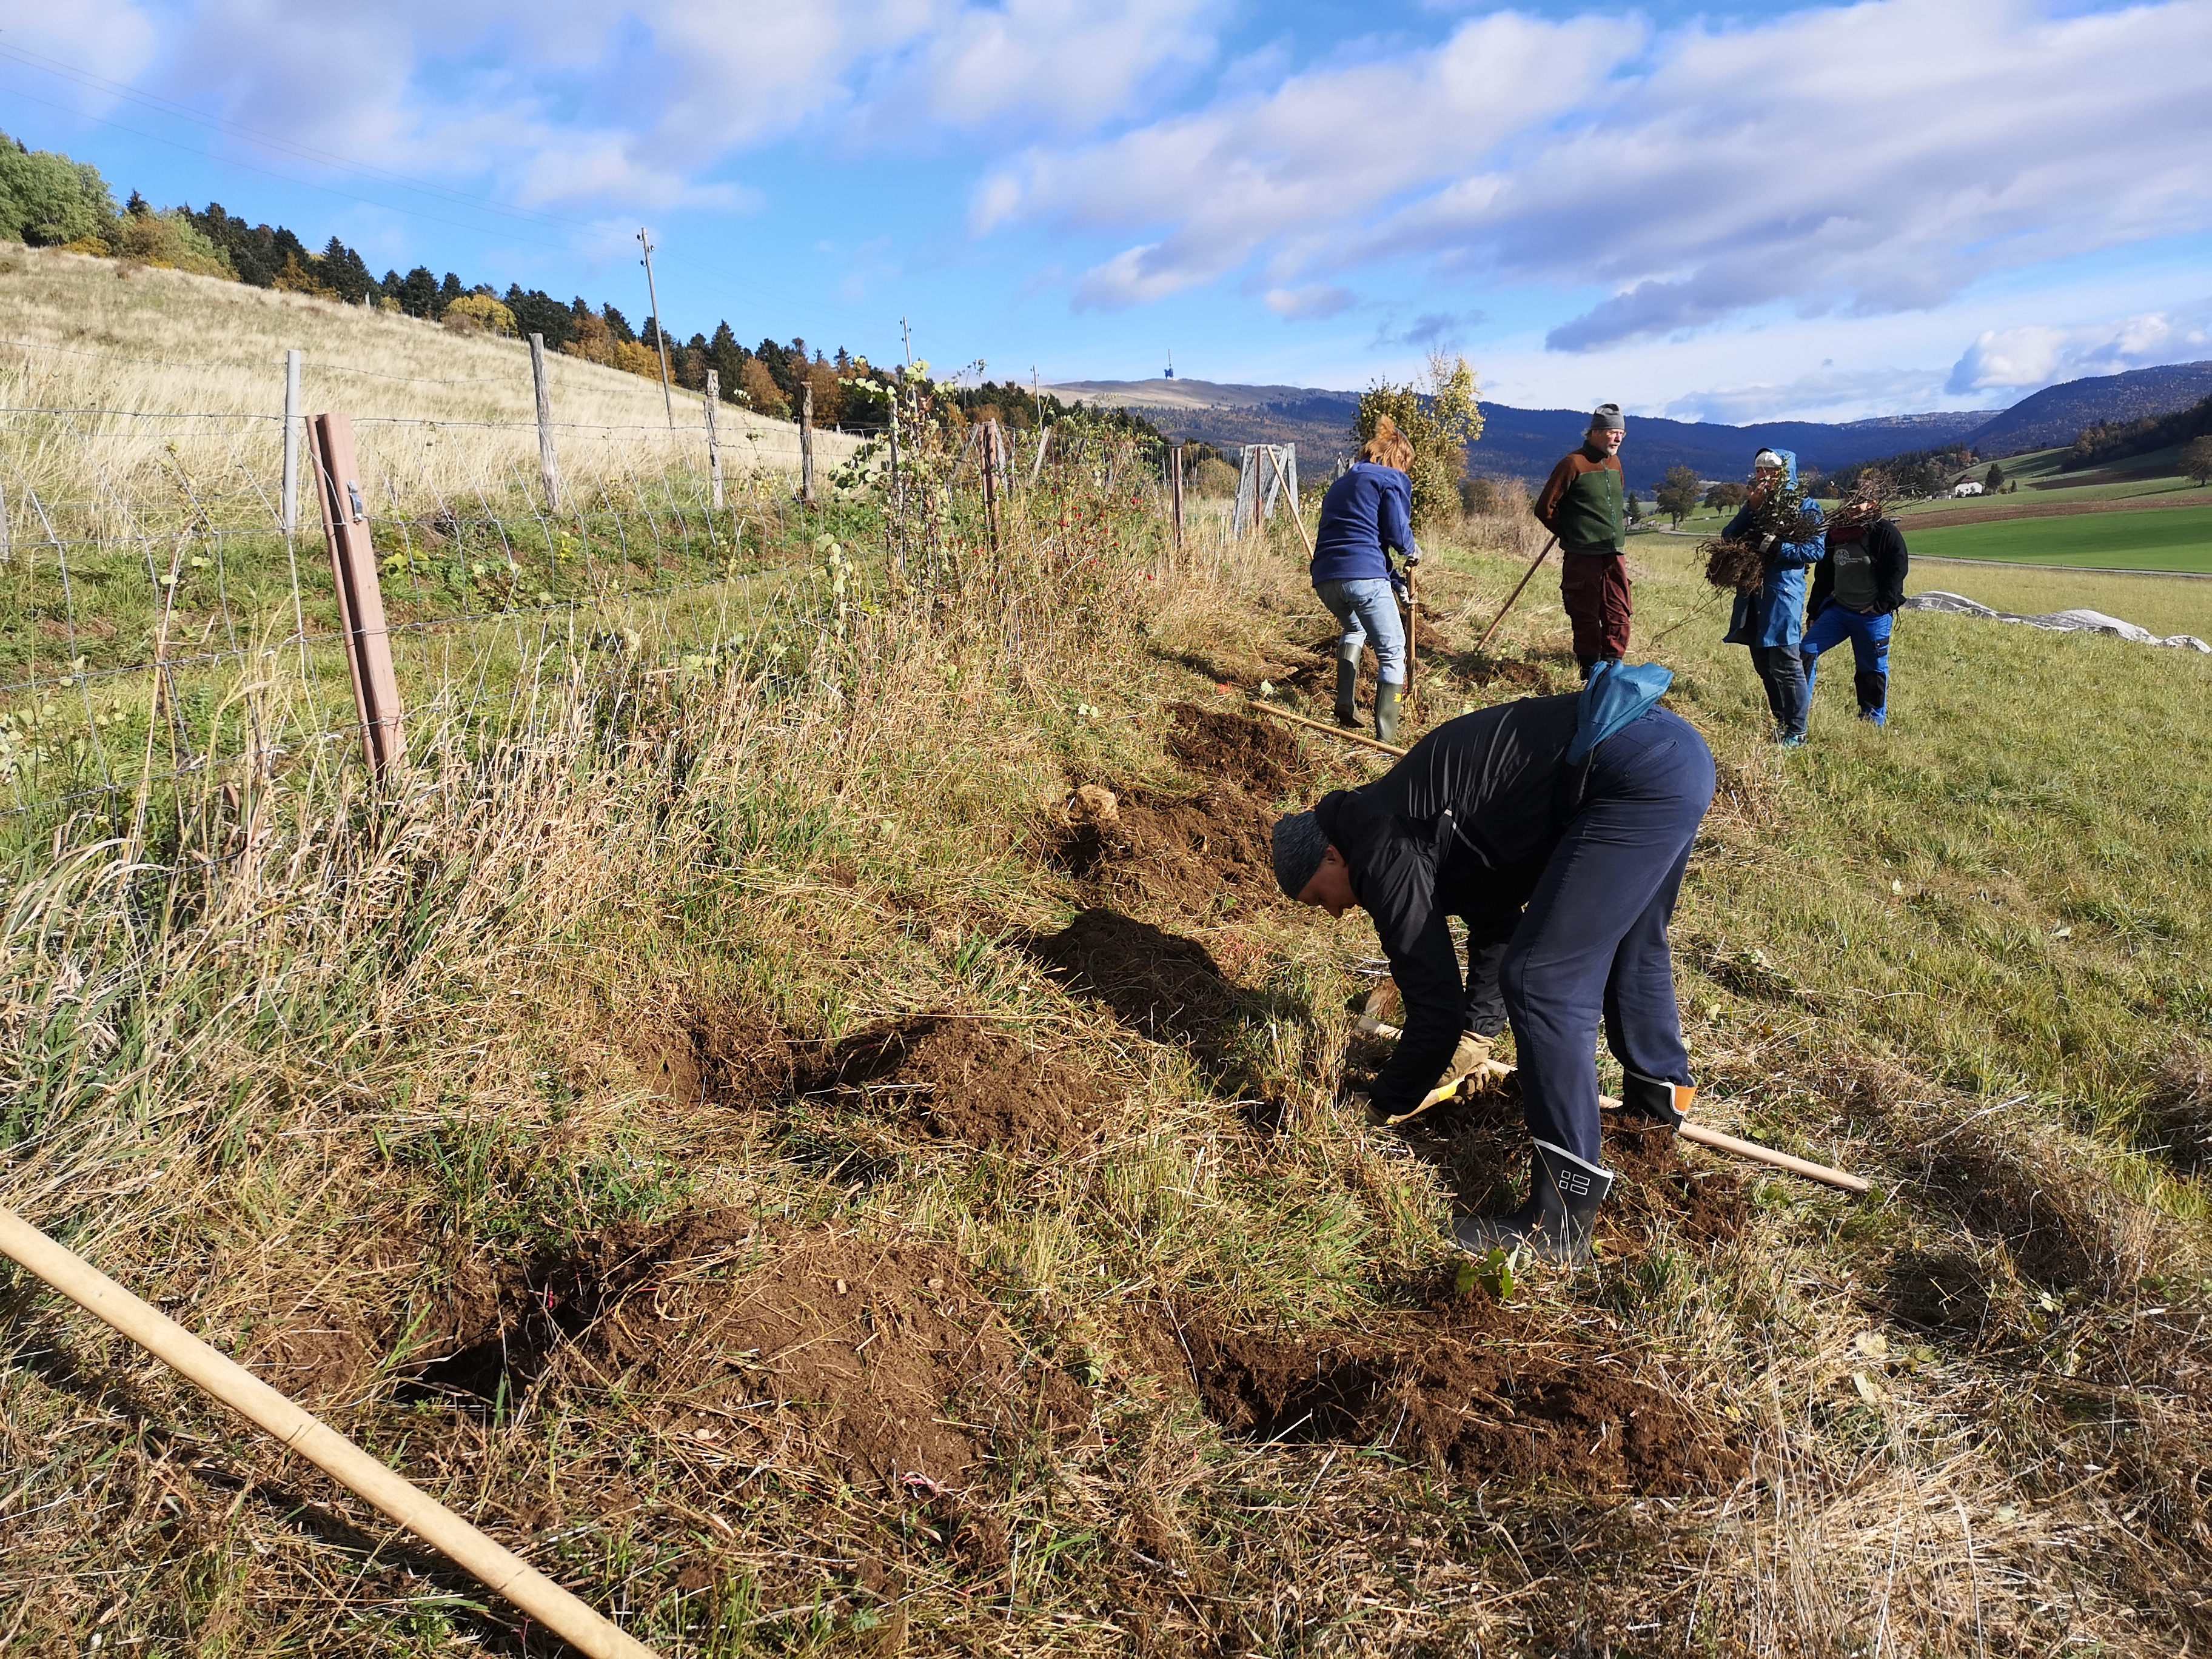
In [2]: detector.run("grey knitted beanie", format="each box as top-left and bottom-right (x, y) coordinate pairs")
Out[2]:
(1589, 402), (1624, 433)
(1272, 810), (1329, 899)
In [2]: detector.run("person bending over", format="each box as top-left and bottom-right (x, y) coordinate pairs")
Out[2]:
(1533, 403), (1631, 679)
(1803, 484), (1910, 728)
(1272, 665), (1716, 1262)
(1310, 416), (1419, 744)
(1721, 448), (1825, 748)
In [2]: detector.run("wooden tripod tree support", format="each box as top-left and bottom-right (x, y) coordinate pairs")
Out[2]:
(1476, 534), (1559, 654)
(0, 1206), (661, 1659)
(1265, 447), (1312, 557)
(310, 413), (404, 780)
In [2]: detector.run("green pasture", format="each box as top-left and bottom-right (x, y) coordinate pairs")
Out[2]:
(1905, 501), (2212, 572)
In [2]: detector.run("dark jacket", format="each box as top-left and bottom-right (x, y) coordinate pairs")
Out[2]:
(1534, 443), (1625, 552)
(1312, 463), (1419, 586)
(1809, 516), (1909, 617)
(1314, 696), (1582, 1114)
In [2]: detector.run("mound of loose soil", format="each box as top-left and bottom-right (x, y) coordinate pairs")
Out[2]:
(1025, 908), (1233, 1042)
(1179, 1305), (1741, 1495)
(1162, 700), (1300, 796)
(1055, 782), (1279, 911)
(1603, 1123), (1752, 1247)
(1465, 657), (1552, 691)
(799, 1015), (1107, 1155)
(410, 1216), (1034, 1488)
(623, 1004), (797, 1108)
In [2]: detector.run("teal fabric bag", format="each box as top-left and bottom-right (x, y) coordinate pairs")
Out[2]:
(1566, 659), (1674, 765)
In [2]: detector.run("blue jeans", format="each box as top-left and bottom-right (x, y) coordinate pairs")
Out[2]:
(1500, 709), (1715, 1165)
(1802, 604), (1894, 725)
(1315, 578), (1406, 688)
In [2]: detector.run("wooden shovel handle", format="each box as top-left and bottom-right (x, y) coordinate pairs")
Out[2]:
(0, 1206), (660, 1659)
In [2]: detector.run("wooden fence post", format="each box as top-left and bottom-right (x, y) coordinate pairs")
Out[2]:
(1170, 442), (1185, 553)
(799, 379), (817, 507)
(528, 333), (563, 513)
(0, 478), (10, 564)
(281, 348), (302, 535)
(310, 413), (404, 779)
(703, 370), (724, 510)
(980, 420), (1002, 553)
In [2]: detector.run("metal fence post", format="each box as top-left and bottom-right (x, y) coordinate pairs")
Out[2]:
(529, 333), (563, 513)
(310, 412), (405, 779)
(281, 348), (302, 536)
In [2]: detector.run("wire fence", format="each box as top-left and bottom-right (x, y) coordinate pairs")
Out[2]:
(0, 399), (863, 859)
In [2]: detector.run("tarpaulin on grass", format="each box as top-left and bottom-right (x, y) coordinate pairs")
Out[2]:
(1900, 591), (2211, 652)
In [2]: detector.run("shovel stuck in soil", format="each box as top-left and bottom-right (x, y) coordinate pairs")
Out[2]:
(1349, 1012), (1871, 1196)
(0, 1205), (660, 1659)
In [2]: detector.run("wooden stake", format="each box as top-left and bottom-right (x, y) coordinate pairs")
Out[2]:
(281, 348), (303, 535)
(0, 1205), (660, 1659)
(1029, 424), (1051, 488)
(1266, 446), (1311, 557)
(799, 378), (817, 508)
(1249, 701), (1404, 757)
(310, 413), (404, 780)
(528, 334), (562, 514)
(1169, 443), (1185, 552)
(1404, 565), (1419, 708)
(1475, 534), (1559, 654)
(980, 420), (1002, 552)
(703, 369), (724, 510)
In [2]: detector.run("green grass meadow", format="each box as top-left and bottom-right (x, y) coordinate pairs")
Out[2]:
(1905, 500), (2212, 572)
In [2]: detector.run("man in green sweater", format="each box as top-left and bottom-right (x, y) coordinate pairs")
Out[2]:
(1533, 404), (1629, 678)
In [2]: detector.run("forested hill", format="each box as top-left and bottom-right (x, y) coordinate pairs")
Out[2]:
(1959, 361), (2212, 455)
(1051, 378), (1994, 490)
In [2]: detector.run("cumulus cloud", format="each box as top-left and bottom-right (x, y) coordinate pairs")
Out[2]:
(980, 0), (2212, 345)
(1264, 283), (1356, 320)
(1946, 311), (2212, 395)
(1660, 366), (1957, 426)
(1369, 308), (1486, 352)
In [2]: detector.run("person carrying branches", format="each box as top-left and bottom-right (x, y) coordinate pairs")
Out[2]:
(1311, 416), (1419, 743)
(1802, 478), (1910, 728)
(1270, 662), (1714, 1263)
(1533, 403), (1629, 679)
(1714, 447), (1825, 747)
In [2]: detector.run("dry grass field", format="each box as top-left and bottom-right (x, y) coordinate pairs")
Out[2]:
(0, 361), (2208, 1659)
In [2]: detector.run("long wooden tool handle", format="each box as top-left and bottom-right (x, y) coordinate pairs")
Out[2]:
(0, 1207), (660, 1659)
(1249, 701), (1406, 757)
(1475, 534), (1558, 654)
(1354, 1049), (1869, 1195)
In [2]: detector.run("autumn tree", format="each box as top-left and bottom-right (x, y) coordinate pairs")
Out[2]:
(1352, 351), (1484, 528)
(2182, 436), (2212, 486)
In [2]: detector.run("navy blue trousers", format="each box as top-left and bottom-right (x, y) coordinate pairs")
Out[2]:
(1499, 708), (1715, 1164)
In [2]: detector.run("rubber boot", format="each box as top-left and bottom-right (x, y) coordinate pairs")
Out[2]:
(1618, 1070), (1694, 1130)
(1374, 680), (1403, 746)
(1333, 658), (1360, 728)
(1451, 1140), (1615, 1265)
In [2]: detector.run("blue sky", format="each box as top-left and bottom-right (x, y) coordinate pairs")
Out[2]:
(4, 0), (2210, 419)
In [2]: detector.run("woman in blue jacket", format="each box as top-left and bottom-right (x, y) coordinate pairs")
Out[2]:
(1311, 417), (1419, 743)
(1721, 448), (1825, 747)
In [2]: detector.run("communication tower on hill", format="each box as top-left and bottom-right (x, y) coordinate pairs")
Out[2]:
(1164, 349), (1175, 380)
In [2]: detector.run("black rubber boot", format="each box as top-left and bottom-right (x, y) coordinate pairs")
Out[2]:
(1618, 1070), (1693, 1130)
(1334, 658), (1359, 728)
(1375, 680), (1403, 746)
(1451, 1140), (1615, 1265)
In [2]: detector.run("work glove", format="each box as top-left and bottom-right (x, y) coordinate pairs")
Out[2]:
(1441, 1031), (1496, 1090)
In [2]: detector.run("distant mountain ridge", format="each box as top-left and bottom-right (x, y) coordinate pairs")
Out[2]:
(1053, 363), (2212, 490)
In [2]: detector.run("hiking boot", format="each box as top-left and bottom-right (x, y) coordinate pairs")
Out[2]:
(1375, 680), (1403, 745)
(1333, 658), (1359, 728)
(1451, 1140), (1615, 1265)
(1618, 1070), (1694, 1130)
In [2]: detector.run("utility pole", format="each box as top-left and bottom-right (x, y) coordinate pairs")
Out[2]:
(637, 226), (675, 428)
(900, 317), (912, 365)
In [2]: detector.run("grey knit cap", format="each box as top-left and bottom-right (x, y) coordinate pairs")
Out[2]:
(1272, 810), (1329, 899)
(1589, 401), (1624, 432)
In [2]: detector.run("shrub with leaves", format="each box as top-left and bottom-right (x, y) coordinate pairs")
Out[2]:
(442, 292), (517, 336)
(1352, 350), (1484, 529)
(114, 209), (237, 280)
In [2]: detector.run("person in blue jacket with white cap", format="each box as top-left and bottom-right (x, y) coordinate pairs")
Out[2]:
(1721, 448), (1826, 746)
(1270, 662), (1715, 1263)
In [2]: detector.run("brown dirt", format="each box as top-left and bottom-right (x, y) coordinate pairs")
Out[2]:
(1464, 657), (1552, 691)
(1602, 1122), (1752, 1247)
(798, 1015), (1108, 1155)
(1178, 1299), (1743, 1495)
(407, 1215), (1044, 1489)
(1024, 908), (1233, 1043)
(1161, 700), (1300, 796)
(1053, 782), (1279, 911)
(1899, 491), (2206, 529)
(623, 1003), (797, 1109)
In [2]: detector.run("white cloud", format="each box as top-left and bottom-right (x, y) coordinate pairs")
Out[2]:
(1264, 283), (1356, 320)
(1660, 366), (1955, 426)
(979, 0), (2212, 349)
(1946, 310), (2212, 395)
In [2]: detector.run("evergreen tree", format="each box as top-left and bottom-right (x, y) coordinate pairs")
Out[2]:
(503, 287), (575, 349)
(437, 273), (462, 317)
(602, 305), (635, 344)
(398, 267), (438, 317)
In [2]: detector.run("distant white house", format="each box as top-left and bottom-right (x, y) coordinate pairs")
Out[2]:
(1951, 480), (1985, 497)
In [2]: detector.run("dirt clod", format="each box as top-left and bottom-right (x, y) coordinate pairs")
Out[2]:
(1054, 783), (1279, 911)
(800, 1015), (1108, 1155)
(1162, 700), (1299, 796)
(1025, 908), (1233, 1041)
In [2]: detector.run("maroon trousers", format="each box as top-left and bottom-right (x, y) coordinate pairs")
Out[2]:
(1560, 549), (1632, 671)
